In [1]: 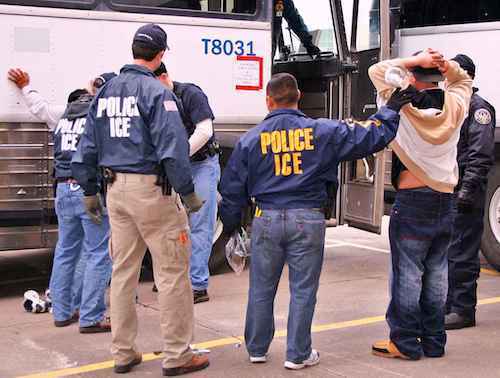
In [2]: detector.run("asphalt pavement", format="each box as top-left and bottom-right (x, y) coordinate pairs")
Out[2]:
(1, 217), (500, 378)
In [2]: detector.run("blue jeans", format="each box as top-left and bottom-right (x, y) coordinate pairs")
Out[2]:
(71, 254), (87, 312)
(189, 155), (221, 291)
(49, 183), (112, 327)
(387, 188), (452, 359)
(245, 208), (325, 363)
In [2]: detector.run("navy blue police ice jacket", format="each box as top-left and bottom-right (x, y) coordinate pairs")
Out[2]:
(456, 89), (496, 205)
(71, 64), (194, 196)
(220, 106), (400, 231)
(54, 94), (93, 179)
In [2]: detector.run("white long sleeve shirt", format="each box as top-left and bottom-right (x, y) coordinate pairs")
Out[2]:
(21, 85), (65, 131)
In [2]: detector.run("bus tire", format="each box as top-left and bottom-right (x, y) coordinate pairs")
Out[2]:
(481, 160), (500, 271)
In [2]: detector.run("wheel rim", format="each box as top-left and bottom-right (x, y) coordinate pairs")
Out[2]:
(489, 186), (500, 244)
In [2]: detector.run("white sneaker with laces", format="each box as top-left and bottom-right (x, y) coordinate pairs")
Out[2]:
(249, 355), (268, 363)
(284, 349), (320, 370)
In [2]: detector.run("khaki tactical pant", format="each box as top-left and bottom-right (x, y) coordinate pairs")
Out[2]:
(107, 173), (194, 368)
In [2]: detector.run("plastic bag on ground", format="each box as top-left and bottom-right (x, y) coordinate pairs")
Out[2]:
(225, 229), (250, 275)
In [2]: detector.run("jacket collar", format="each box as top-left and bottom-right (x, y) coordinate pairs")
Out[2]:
(264, 108), (307, 121)
(120, 64), (156, 78)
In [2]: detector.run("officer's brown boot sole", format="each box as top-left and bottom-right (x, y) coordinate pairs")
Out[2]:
(372, 340), (412, 360)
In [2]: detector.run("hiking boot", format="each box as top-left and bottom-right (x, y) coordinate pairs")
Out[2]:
(372, 340), (412, 360)
(445, 312), (475, 330)
(162, 355), (209, 376)
(79, 319), (111, 334)
(284, 350), (320, 370)
(114, 354), (142, 374)
(193, 290), (209, 304)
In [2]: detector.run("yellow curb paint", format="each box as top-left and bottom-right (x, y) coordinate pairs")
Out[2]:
(18, 296), (500, 378)
(481, 268), (500, 276)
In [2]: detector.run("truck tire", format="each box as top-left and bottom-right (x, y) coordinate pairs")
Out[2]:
(481, 161), (500, 271)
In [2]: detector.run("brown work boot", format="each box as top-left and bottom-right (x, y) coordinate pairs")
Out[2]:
(372, 340), (412, 360)
(193, 290), (209, 304)
(54, 311), (79, 328)
(79, 318), (111, 334)
(162, 355), (210, 376)
(114, 353), (142, 374)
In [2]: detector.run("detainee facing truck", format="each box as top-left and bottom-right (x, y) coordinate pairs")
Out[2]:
(1, 0), (500, 271)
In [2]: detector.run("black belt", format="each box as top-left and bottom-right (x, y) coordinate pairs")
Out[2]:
(56, 177), (78, 184)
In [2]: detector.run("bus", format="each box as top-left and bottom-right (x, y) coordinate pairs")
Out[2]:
(1, 0), (499, 271)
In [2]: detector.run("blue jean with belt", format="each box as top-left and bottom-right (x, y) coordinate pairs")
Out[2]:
(245, 208), (325, 363)
(49, 183), (112, 327)
(189, 155), (221, 291)
(387, 188), (452, 359)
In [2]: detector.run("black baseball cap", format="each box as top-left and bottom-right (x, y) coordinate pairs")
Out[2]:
(409, 66), (444, 83)
(451, 54), (476, 79)
(133, 23), (169, 51)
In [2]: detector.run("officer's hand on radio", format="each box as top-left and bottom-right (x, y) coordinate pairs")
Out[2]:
(386, 86), (417, 112)
(83, 194), (104, 224)
(7, 68), (30, 89)
(305, 43), (321, 59)
(181, 192), (205, 214)
(456, 187), (475, 214)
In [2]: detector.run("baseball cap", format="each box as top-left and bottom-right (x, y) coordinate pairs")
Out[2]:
(451, 54), (476, 79)
(133, 23), (169, 51)
(93, 72), (117, 89)
(409, 66), (444, 83)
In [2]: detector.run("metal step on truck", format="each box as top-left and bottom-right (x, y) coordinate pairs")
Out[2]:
(1, 0), (499, 272)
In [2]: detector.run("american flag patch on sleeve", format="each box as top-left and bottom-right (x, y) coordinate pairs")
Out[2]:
(164, 100), (178, 112)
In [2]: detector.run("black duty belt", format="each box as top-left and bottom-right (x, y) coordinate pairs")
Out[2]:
(191, 141), (220, 162)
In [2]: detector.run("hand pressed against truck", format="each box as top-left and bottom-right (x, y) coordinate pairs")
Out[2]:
(7, 67), (116, 334)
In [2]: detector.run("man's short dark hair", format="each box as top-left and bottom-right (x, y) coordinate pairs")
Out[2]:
(132, 40), (162, 61)
(153, 62), (168, 77)
(266, 73), (300, 106)
(67, 89), (89, 104)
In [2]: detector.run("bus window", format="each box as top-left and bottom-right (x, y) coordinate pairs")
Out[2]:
(110, 0), (257, 14)
(0, 0), (95, 9)
(355, 0), (380, 51)
(280, 0), (337, 57)
(401, 0), (500, 28)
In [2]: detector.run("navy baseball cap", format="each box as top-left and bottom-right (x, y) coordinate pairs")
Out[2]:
(452, 54), (476, 79)
(94, 72), (117, 89)
(133, 23), (169, 51)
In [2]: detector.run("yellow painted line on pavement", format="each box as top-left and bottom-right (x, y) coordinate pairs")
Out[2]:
(481, 268), (500, 276)
(18, 296), (500, 378)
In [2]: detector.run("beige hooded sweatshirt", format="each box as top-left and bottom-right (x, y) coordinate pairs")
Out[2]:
(368, 59), (473, 193)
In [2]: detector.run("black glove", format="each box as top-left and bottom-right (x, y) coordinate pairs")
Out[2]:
(386, 86), (418, 112)
(456, 186), (475, 213)
(305, 43), (321, 59)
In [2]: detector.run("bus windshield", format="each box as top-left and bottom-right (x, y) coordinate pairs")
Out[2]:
(280, 0), (336, 56)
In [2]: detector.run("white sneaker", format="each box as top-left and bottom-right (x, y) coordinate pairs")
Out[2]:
(249, 355), (268, 363)
(284, 350), (320, 370)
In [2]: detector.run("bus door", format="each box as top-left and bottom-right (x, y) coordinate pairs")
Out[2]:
(272, 0), (390, 232)
(338, 0), (391, 234)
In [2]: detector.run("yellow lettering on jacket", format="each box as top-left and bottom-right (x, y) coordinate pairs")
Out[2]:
(260, 128), (315, 177)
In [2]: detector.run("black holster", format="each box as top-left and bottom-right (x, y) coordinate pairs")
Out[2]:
(155, 165), (172, 196)
(101, 167), (117, 207)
